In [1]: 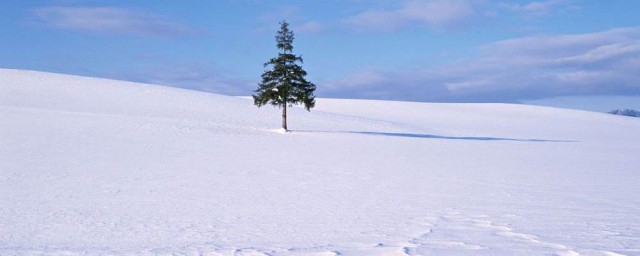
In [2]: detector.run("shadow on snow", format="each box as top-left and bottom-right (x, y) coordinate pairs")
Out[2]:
(293, 130), (575, 143)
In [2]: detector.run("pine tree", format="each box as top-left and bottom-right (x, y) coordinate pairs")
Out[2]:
(253, 20), (316, 131)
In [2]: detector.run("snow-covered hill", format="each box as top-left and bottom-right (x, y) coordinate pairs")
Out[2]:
(2, 69), (640, 256)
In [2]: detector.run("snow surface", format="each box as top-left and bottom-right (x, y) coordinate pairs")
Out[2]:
(2, 69), (640, 256)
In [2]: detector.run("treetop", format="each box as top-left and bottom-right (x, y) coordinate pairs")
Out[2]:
(276, 20), (294, 53)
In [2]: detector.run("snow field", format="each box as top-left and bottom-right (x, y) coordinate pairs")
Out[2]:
(1, 69), (640, 255)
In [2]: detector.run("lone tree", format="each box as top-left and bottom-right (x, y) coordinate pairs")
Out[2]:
(253, 20), (316, 131)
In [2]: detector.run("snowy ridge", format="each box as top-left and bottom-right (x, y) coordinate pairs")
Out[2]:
(2, 69), (640, 255)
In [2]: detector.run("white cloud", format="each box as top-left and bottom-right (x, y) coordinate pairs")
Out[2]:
(322, 27), (640, 102)
(343, 0), (475, 32)
(555, 42), (640, 65)
(504, 0), (578, 16)
(31, 6), (196, 37)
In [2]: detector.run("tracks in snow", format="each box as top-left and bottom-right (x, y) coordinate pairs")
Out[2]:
(2, 210), (627, 255)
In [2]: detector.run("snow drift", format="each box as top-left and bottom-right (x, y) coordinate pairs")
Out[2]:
(1, 69), (639, 255)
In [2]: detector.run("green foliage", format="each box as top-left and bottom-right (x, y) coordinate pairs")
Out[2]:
(253, 20), (316, 111)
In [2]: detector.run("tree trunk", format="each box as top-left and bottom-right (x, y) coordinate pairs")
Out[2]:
(282, 104), (288, 131)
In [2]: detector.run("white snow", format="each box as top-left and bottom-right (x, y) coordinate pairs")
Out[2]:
(1, 69), (640, 255)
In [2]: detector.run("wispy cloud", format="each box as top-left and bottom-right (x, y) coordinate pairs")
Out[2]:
(257, 6), (325, 35)
(322, 27), (640, 102)
(503, 0), (579, 16)
(294, 21), (325, 34)
(31, 6), (196, 37)
(117, 63), (254, 96)
(343, 0), (475, 32)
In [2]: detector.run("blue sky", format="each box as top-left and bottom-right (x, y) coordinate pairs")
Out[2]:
(1, 0), (639, 110)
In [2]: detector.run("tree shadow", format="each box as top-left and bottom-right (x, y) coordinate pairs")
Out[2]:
(294, 130), (576, 143)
